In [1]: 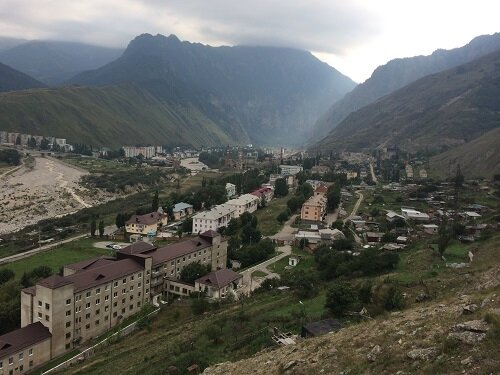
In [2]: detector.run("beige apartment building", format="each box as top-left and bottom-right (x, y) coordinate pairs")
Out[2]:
(300, 195), (327, 223)
(125, 212), (168, 236)
(7, 231), (226, 374)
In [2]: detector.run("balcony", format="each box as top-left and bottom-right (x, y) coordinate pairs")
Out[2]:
(152, 271), (162, 278)
(151, 278), (164, 287)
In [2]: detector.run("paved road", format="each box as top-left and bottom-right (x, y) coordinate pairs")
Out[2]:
(0, 225), (117, 266)
(369, 162), (378, 184)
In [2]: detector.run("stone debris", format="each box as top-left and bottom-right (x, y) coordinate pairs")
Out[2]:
(462, 304), (478, 314)
(453, 320), (489, 333)
(406, 347), (439, 360)
(448, 331), (486, 345)
(367, 345), (382, 362)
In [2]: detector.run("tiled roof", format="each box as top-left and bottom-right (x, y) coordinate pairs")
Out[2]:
(0, 322), (51, 358)
(152, 237), (212, 265)
(125, 212), (166, 225)
(65, 256), (116, 272)
(119, 241), (157, 255)
(38, 275), (73, 289)
(195, 269), (241, 288)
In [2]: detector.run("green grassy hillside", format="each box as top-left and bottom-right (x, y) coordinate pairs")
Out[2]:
(430, 127), (500, 178)
(313, 48), (500, 155)
(0, 84), (249, 147)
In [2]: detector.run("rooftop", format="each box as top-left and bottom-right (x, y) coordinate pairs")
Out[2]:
(0, 322), (51, 359)
(126, 212), (167, 225)
(196, 268), (242, 288)
(192, 204), (235, 220)
(173, 202), (193, 213)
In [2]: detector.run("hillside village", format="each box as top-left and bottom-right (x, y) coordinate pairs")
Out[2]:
(0, 145), (498, 374)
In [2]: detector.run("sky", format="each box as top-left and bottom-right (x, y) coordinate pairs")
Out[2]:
(0, 0), (499, 82)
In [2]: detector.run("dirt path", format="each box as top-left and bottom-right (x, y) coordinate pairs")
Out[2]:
(370, 162), (378, 183)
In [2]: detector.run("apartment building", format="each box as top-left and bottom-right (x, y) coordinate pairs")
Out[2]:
(279, 165), (303, 175)
(192, 204), (236, 233)
(172, 202), (193, 221)
(250, 186), (274, 203)
(226, 194), (259, 217)
(225, 183), (236, 198)
(11, 231), (226, 374)
(125, 212), (168, 236)
(300, 195), (327, 223)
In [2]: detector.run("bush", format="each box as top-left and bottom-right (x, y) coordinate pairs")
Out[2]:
(383, 285), (405, 310)
(191, 298), (210, 315)
(325, 282), (357, 316)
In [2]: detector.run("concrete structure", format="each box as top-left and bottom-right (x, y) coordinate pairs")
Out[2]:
(311, 165), (330, 175)
(125, 212), (168, 236)
(122, 146), (156, 159)
(401, 208), (430, 222)
(172, 203), (193, 221)
(279, 165), (303, 175)
(423, 224), (439, 235)
(226, 194), (259, 217)
(365, 232), (384, 243)
(405, 164), (414, 179)
(300, 195), (327, 223)
(225, 183), (236, 198)
(192, 204), (236, 233)
(14, 231), (226, 371)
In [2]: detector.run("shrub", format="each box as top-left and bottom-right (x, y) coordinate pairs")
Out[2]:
(325, 282), (357, 316)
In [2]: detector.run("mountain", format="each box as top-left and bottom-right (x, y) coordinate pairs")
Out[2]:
(311, 32), (500, 141)
(0, 37), (26, 51)
(70, 33), (356, 145)
(312, 48), (500, 154)
(0, 84), (249, 147)
(430, 127), (500, 178)
(0, 62), (46, 92)
(0, 41), (123, 85)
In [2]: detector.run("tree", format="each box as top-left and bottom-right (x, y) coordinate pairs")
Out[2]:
(180, 262), (211, 284)
(277, 210), (290, 224)
(90, 219), (97, 237)
(240, 223), (262, 245)
(383, 285), (405, 310)
(296, 182), (314, 199)
(115, 213), (126, 229)
(176, 228), (183, 239)
(191, 298), (210, 315)
(40, 138), (50, 150)
(240, 212), (253, 227)
(0, 269), (14, 285)
(182, 218), (193, 233)
(327, 186), (341, 212)
(274, 178), (288, 197)
(438, 218), (451, 257)
(151, 190), (159, 212)
(27, 137), (37, 148)
(98, 220), (105, 237)
(325, 282), (357, 316)
(204, 325), (220, 344)
(225, 219), (240, 236)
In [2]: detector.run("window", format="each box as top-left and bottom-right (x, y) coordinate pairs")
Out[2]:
(76, 294), (82, 301)
(9, 357), (13, 365)
(38, 312), (42, 319)
(114, 281), (118, 287)
(122, 298), (125, 304)
(66, 321), (71, 328)
(45, 315), (50, 322)
(96, 299), (100, 305)
(65, 343), (71, 350)
(105, 284), (110, 291)
(138, 282), (141, 287)
(38, 301), (42, 307)
(65, 332), (71, 339)
(122, 289), (126, 294)
(137, 302), (141, 308)
(86, 313), (90, 319)
(29, 360), (33, 367)
(113, 302), (117, 307)
(105, 306), (109, 312)
(85, 303), (90, 309)
(19, 353), (23, 360)
(96, 309), (100, 315)
(138, 273), (142, 278)
(171, 261), (174, 266)
(130, 275), (134, 281)
(105, 295), (109, 302)
(86, 324), (90, 329)
(121, 308), (125, 314)
(130, 295), (134, 301)
(20, 365), (24, 372)
(146, 289), (149, 294)
(96, 288), (100, 294)
(66, 298), (71, 305)
(129, 304), (133, 311)
(65, 310), (71, 316)
(122, 278), (126, 284)
(129, 286), (134, 291)
(113, 312), (117, 317)
(28, 349), (33, 356)
(113, 291), (118, 298)
(105, 316), (109, 321)
(95, 320), (100, 326)
(138, 292), (141, 297)
(86, 291), (91, 298)
(45, 303), (50, 310)
(0, 361), (2, 369)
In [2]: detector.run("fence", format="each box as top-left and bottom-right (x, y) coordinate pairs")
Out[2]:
(40, 307), (160, 375)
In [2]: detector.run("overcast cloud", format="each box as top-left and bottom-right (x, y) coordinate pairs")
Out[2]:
(0, 0), (499, 81)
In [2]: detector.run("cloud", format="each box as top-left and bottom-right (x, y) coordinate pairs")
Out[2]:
(0, 0), (381, 56)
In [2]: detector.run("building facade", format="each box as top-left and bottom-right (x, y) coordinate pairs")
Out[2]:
(300, 195), (327, 223)
(226, 194), (259, 217)
(125, 212), (168, 236)
(192, 204), (236, 233)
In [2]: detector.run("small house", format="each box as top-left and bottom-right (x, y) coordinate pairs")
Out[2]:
(423, 224), (439, 235)
(195, 269), (242, 300)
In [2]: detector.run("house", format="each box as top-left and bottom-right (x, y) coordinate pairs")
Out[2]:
(466, 224), (488, 238)
(311, 165), (330, 175)
(301, 318), (341, 338)
(226, 194), (260, 217)
(172, 202), (193, 221)
(300, 195), (327, 223)
(423, 224), (439, 235)
(318, 228), (345, 241)
(314, 184), (328, 197)
(405, 164), (414, 179)
(250, 186), (274, 203)
(225, 183), (236, 198)
(16, 231), (227, 369)
(365, 232), (384, 243)
(192, 204), (236, 233)
(125, 212), (168, 236)
(396, 236), (408, 244)
(463, 211), (481, 221)
(289, 256), (300, 267)
(401, 208), (430, 222)
(386, 210), (406, 223)
(194, 269), (242, 300)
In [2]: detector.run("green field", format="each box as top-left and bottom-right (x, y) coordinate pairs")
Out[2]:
(0, 238), (112, 278)
(269, 246), (315, 276)
(254, 196), (289, 236)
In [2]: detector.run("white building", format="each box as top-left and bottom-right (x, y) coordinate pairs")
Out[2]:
(226, 194), (259, 217)
(192, 203), (236, 233)
(123, 146), (156, 159)
(401, 208), (430, 221)
(226, 183), (236, 198)
(280, 165), (303, 175)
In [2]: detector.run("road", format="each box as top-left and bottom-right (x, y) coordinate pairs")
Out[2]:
(369, 162), (378, 184)
(343, 190), (364, 245)
(0, 225), (117, 266)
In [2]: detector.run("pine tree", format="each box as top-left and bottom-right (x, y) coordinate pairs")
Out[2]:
(98, 220), (105, 237)
(90, 219), (97, 237)
(151, 190), (159, 212)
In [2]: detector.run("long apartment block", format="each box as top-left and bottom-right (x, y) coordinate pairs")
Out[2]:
(1, 231), (226, 374)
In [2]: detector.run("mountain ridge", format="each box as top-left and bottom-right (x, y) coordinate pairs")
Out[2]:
(0, 61), (46, 92)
